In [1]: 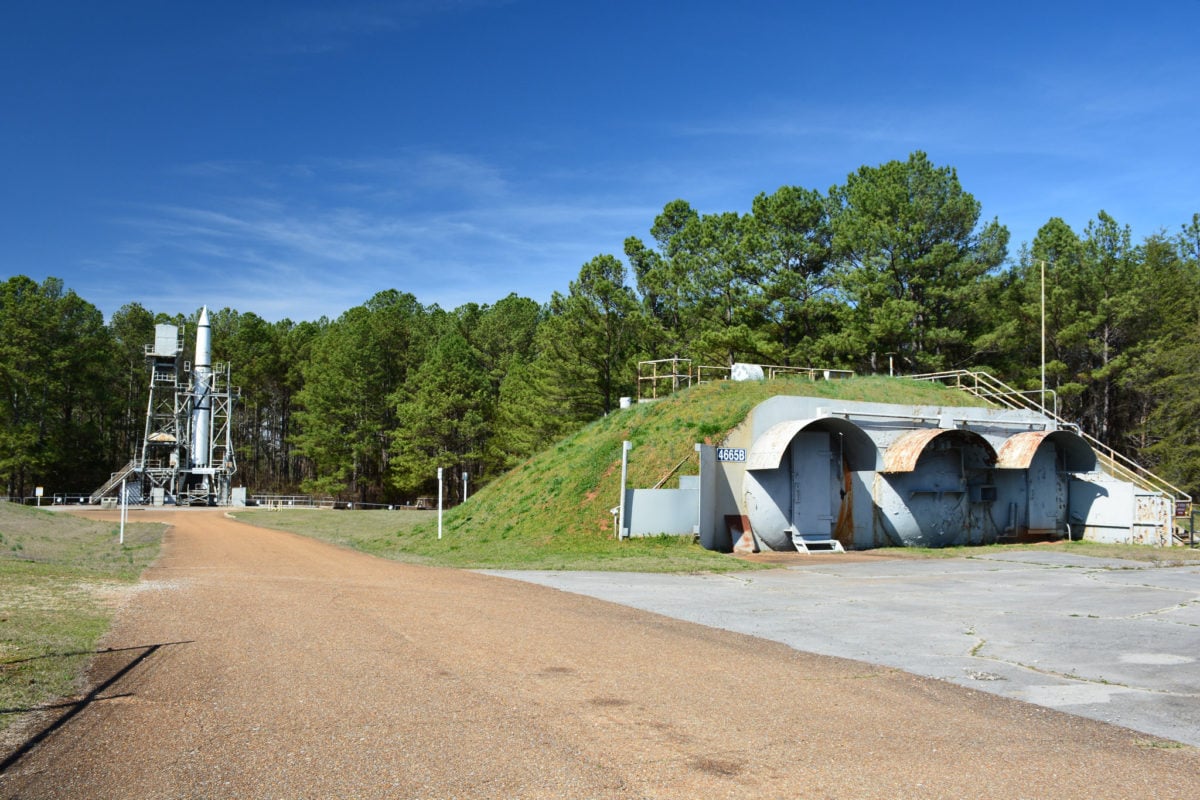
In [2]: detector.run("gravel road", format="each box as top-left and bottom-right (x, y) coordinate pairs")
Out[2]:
(2, 509), (1197, 799)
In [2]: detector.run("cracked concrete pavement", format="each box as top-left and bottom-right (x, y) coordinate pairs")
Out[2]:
(488, 550), (1200, 747)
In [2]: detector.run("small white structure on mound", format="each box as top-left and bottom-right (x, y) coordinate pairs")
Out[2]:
(730, 363), (765, 382)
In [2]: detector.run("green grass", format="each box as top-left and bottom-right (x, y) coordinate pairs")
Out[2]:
(239, 508), (1200, 573)
(0, 503), (165, 735)
(417, 375), (980, 561)
(232, 507), (765, 572)
(234, 377), (1200, 572)
(235, 376), (982, 571)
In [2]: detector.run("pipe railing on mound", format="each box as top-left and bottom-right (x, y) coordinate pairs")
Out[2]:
(911, 370), (1190, 503)
(637, 357), (855, 402)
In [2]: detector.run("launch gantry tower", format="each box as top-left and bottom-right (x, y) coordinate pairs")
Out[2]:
(124, 307), (238, 505)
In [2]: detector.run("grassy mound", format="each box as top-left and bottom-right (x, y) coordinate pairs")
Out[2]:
(437, 376), (979, 543)
(239, 375), (979, 570)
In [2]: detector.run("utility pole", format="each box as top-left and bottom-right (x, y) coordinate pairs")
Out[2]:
(1040, 259), (1046, 412)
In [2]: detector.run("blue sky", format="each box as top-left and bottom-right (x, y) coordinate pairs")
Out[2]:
(3, 1), (1198, 323)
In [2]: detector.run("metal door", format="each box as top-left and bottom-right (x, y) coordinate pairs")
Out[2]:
(790, 431), (834, 536)
(1027, 444), (1059, 534)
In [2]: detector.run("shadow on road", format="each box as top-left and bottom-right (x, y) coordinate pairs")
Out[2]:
(0, 641), (192, 775)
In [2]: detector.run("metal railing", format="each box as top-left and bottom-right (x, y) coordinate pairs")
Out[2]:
(911, 370), (1190, 503)
(250, 494), (331, 509)
(637, 358), (855, 401)
(89, 460), (140, 503)
(638, 358), (694, 401)
(765, 365), (855, 381)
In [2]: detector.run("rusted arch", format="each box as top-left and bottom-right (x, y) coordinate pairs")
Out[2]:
(882, 428), (998, 473)
(746, 417), (879, 471)
(996, 430), (1096, 472)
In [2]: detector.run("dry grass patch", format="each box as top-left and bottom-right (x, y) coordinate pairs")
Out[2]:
(0, 504), (165, 736)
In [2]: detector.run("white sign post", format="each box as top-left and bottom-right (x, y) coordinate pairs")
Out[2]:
(617, 441), (632, 539)
(35, 486), (43, 507)
(119, 479), (127, 545)
(437, 467), (444, 540)
(462, 471), (468, 502)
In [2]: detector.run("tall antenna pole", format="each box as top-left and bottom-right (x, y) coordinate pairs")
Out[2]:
(1040, 259), (1046, 412)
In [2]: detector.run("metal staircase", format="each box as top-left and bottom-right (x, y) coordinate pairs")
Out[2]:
(90, 460), (139, 504)
(911, 370), (1190, 505)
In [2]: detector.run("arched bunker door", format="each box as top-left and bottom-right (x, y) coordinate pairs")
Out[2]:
(743, 418), (878, 551)
(880, 429), (999, 547)
(997, 430), (1096, 538)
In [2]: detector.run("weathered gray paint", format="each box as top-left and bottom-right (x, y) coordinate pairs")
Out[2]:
(743, 465), (792, 550)
(619, 394), (1176, 550)
(696, 445), (719, 550)
(624, 475), (700, 537)
(1133, 493), (1173, 546)
(1025, 442), (1062, 534)
(790, 430), (834, 540)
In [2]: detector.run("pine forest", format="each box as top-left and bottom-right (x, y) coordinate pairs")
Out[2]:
(4, 152), (1199, 504)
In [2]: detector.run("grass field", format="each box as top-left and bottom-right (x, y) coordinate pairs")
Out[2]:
(232, 507), (1200, 571)
(0, 504), (165, 736)
(231, 508), (767, 572)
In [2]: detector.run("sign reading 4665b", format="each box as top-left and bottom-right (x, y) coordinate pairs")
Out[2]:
(716, 447), (746, 462)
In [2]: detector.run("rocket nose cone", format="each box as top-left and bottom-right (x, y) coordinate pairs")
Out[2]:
(199, 306), (210, 327)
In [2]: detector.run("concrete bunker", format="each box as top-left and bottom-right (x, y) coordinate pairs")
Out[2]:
(620, 392), (1179, 551)
(725, 400), (1132, 551)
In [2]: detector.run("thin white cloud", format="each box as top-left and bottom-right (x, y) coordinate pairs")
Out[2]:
(91, 150), (654, 322)
(329, 152), (510, 198)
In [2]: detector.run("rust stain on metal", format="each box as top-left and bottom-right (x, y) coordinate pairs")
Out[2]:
(746, 419), (818, 470)
(833, 458), (854, 548)
(1133, 494), (1172, 546)
(996, 431), (1048, 469)
(882, 429), (947, 473)
(883, 428), (999, 473)
(997, 430), (1097, 471)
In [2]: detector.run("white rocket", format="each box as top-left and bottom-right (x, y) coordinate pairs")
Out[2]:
(191, 306), (212, 469)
